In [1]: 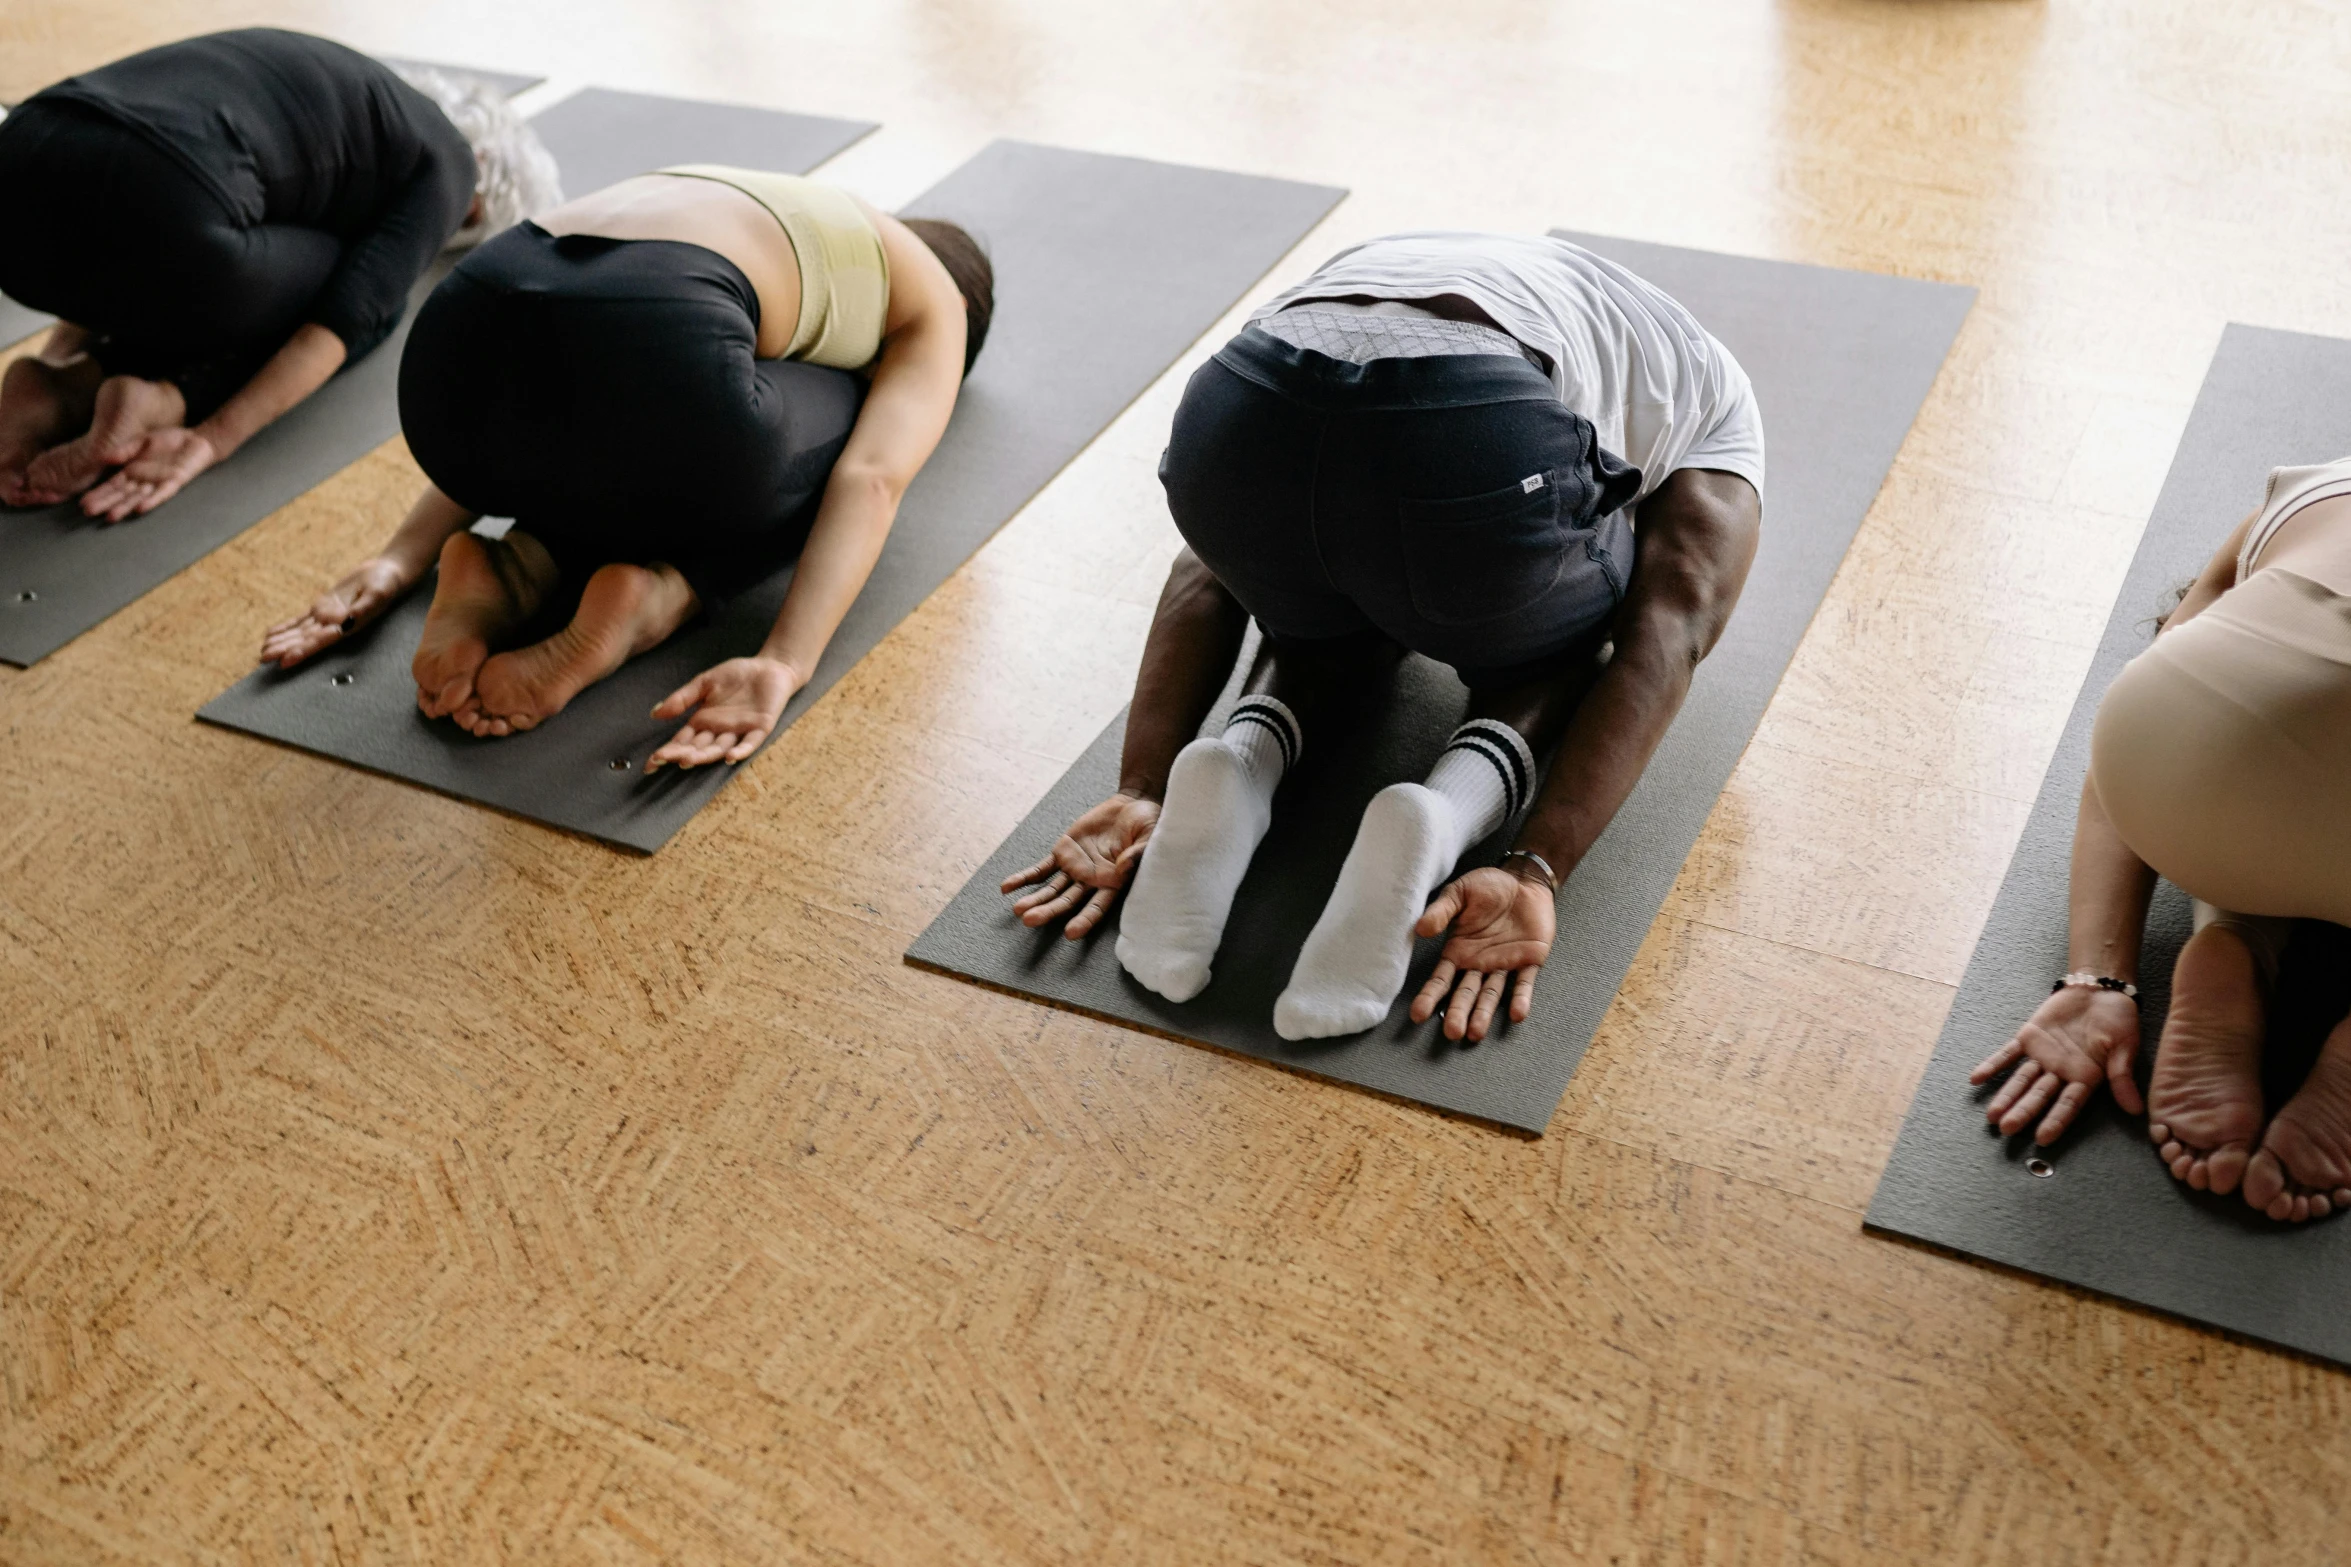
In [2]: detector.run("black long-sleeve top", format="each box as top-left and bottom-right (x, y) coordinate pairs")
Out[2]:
(27, 29), (475, 354)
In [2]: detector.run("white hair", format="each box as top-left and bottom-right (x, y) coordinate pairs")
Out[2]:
(394, 65), (563, 248)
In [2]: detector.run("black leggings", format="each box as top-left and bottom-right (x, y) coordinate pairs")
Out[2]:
(0, 100), (387, 422)
(400, 223), (864, 610)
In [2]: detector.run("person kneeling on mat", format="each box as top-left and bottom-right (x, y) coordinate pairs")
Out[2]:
(0, 29), (558, 520)
(259, 165), (992, 772)
(1973, 464), (2351, 1222)
(1001, 232), (1764, 1043)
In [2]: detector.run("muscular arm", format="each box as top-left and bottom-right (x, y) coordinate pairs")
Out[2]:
(995, 549), (1250, 935)
(1509, 466), (1760, 877)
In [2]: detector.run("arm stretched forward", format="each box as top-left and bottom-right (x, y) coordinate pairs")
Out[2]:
(647, 214), (968, 772)
(1411, 465), (1761, 1040)
(1970, 507), (2256, 1144)
(260, 482), (479, 668)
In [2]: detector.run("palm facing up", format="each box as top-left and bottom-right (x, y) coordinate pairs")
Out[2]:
(648, 656), (802, 771)
(1412, 866), (1555, 1043)
(999, 792), (1162, 938)
(1970, 986), (2144, 1144)
(260, 556), (415, 668)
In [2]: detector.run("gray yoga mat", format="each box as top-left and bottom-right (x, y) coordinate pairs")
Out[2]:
(904, 234), (1976, 1132)
(0, 295), (51, 349)
(0, 59), (556, 667)
(523, 87), (874, 195)
(1868, 323), (2351, 1367)
(377, 59), (542, 99)
(196, 141), (1347, 851)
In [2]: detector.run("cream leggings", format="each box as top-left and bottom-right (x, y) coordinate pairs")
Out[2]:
(2092, 566), (2351, 981)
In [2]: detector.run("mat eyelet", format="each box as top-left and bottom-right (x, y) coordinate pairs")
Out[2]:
(329, 672), (355, 686)
(2025, 1157), (2055, 1178)
(13, 590), (35, 603)
(609, 757), (632, 771)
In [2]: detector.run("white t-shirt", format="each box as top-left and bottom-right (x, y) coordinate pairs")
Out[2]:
(1253, 232), (1766, 503)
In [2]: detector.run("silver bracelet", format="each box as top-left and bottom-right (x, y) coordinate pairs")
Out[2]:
(2054, 971), (2138, 1001)
(1497, 849), (1559, 890)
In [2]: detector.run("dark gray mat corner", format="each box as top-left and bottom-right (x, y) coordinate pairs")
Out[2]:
(199, 141), (1346, 850)
(0, 58), (550, 667)
(376, 58), (542, 100)
(1868, 323), (2351, 1368)
(522, 87), (874, 195)
(907, 233), (1977, 1132)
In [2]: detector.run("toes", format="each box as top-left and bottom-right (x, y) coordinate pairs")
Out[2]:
(2205, 1144), (2251, 1197)
(2148, 1122), (2170, 1146)
(2242, 1148), (2287, 1212)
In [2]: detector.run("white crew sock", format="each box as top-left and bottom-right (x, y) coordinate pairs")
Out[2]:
(1117, 695), (1303, 1002)
(1273, 719), (1535, 1039)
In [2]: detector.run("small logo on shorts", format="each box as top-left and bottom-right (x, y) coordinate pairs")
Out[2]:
(1521, 473), (1545, 494)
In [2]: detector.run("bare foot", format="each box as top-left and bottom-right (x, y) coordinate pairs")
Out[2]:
(2146, 923), (2267, 1195)
(2242, 1014), (2351, 1222)
(0, 356), (99, 506)
(468, 560), (698, 736)
(412, 532), (546, 722)
(19, 374), (185, 505)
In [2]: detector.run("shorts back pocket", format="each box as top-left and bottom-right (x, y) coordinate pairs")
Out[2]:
(1396, 471), (1571, 626)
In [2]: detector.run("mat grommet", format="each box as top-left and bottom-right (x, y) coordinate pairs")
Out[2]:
(329, 672), (354, 686)
(2025, 1157), (2055, 1178)
(609, 757), (632, 771)
(13, 590), (34, 603)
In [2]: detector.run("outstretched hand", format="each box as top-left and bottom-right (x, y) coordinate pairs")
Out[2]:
(1969, 985), (2143, 1145)
(82, 426), (218, 522)
(260, 556), (417, 669)
(998, 791), (1162, 939)
(646, 655), (802, 771)
(1411, 866), (1555, 1043)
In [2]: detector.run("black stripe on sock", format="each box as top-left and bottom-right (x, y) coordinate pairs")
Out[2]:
(1225, 700), (1298, 773)
(1460, 719), (1534, 806)
(1446, 731), (1526, 820)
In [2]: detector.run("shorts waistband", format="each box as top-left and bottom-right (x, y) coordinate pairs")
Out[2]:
(1213, 324), (1558, 413)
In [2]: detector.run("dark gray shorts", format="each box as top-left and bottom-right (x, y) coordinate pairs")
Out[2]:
(1160, 326), (1643, 688)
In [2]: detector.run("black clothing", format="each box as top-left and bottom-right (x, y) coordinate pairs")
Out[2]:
(400, 223), (864, 610)
(1159, 325), (1643, 689)
(0, 29), (473, 419)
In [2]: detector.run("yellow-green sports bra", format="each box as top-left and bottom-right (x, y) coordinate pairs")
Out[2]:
(654, 165), (890, 370)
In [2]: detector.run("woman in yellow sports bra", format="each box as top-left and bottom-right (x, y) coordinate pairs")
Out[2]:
(1971, 461), (2351, 1223)
(260, 162), (992, 770)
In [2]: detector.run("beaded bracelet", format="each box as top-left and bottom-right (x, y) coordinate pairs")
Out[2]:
(2053, 972), (2138, 1001)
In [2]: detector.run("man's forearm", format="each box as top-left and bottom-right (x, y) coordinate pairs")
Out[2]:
(194, 323), (348, 457)
(1509, 634), (1696, 878)
(1117, 555), (1250, 800)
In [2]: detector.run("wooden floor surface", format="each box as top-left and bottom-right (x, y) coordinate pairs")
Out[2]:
(5, 1), (2350, 1561)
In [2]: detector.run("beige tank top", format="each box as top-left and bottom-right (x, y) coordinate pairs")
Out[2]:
(654, 165), (889, 369)
(2239, 455), (2351, 590)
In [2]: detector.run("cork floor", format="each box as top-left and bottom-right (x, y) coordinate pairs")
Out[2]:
(4, 1), (2350, 1562)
